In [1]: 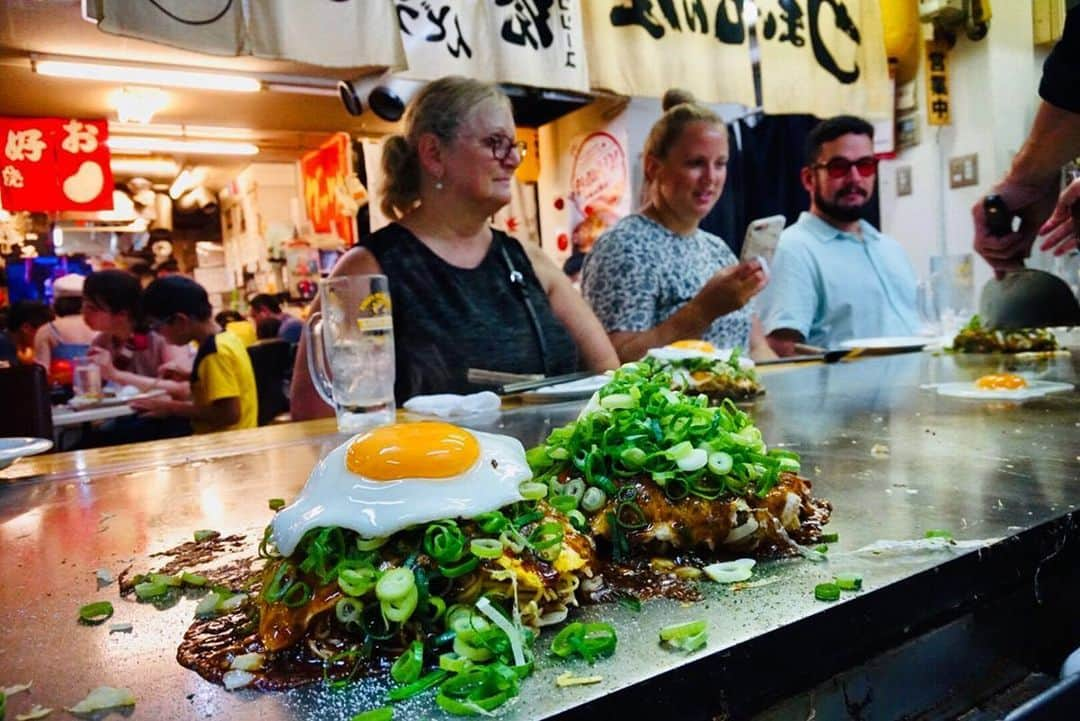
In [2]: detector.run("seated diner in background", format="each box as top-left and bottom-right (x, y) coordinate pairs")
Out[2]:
(580, 93), (774, 363)
(33, 273), (96, 372)
(290, 75), (618, 417)
(249, 293), (303, 344)
(758, 116), (920, 354)
(134, 276), (258, 434)
(5, 300), (52, 365)
(82, 269), (190, 399)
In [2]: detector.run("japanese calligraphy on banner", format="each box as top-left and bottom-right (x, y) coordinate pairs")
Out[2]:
(301, 133), (357, 248)
(581, 1), (755, 106)
(756, 0), (891, 118)
(0, 117), (113, 212)
(925, 38), (951, 126)
(395, 0), (588, 92)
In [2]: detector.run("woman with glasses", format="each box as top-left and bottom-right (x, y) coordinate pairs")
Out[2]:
(83, 269), (190, 399)
(581, 94), (774, 362)
(758, 115), (920, 354)
(291, 76), (617, 414)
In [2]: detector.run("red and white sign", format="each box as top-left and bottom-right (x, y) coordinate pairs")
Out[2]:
(0, 117), (113, 212)
(301, 132), (356, 247)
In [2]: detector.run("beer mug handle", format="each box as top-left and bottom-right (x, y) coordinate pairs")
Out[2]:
(304, 311), (336, 407)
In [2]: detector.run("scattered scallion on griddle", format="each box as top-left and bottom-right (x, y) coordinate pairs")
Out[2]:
(78, 601), (114, 625)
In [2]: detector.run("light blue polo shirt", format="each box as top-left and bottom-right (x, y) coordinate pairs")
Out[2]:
(759, 212), (920, 348)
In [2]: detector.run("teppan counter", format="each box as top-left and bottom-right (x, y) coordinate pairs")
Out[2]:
(2, 351), (1078, 720)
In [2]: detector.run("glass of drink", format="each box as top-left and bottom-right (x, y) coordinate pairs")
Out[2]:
(306, 274), (396, 432)
(73, 356), (102, 401)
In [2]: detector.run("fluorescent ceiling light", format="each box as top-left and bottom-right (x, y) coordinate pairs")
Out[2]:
(110, 158), (180, 177)
(35, 59), (260, 92)
(109, 122), (257, 139)
(108, 137), (259, 156)
(266, 82), (338, 97)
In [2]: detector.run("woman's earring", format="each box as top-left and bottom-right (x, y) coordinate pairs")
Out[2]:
(435, 180), (444, 190)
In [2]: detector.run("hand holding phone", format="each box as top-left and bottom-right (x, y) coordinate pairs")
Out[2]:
(741, 215), (785, 268)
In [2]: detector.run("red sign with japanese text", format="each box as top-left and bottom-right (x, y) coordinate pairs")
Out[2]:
(300, 132), (356, 247)
(0, 117), (113, 212)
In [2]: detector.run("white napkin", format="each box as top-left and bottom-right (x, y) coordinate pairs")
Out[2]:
(403, 391), (501, 418)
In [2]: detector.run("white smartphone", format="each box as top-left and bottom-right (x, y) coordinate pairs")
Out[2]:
(741, 215), (786, 269)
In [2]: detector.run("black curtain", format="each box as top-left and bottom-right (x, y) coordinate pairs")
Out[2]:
(701, 114), (880, 256)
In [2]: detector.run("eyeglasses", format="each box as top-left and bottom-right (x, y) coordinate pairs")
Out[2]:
(481, 135), (528, 163)
(812, 156), (879, 179)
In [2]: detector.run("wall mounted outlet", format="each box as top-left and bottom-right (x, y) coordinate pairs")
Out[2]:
(949, 154), (979, 188)
(896, 165), (913, 196)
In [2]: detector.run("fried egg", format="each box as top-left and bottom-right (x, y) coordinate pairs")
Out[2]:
(271, 421), (529, 556)
(647, 339), (755, 369)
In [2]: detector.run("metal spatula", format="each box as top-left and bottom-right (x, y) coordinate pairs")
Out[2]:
(978, 195), (1080, 329)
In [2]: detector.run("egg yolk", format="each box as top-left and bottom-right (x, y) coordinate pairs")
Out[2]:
(670, 339), (716, 353)
(975, 373), (1028, 390)
(345, 421), (480, 480)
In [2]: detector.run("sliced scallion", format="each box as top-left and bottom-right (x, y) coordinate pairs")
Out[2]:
(78, 601), (114, 625)
(814, 582), (841, 602)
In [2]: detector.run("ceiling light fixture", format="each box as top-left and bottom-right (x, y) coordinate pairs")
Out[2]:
(34, 58), (261, 92)
(108, 137), (259, 156)
(265, 82), (339, 97)
(110, 158), (180, 178)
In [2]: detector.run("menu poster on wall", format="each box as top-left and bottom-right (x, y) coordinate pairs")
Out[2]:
(301, 132), (357, 248)
(0, 117), (113, 212)
(582, 0), (755, 105)
(756, 0), (892, 119)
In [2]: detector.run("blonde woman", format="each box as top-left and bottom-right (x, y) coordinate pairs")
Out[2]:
(581, 97), (774, 362)
(291, 76), (617, 416)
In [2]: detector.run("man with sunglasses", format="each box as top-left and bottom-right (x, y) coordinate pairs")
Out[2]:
(760, 115), (920, 355)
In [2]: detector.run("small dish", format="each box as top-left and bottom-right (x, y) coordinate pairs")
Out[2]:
(0, 437), (53, 471)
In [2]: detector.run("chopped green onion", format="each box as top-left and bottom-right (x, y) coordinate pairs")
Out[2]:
(528, 522), (564, 551)
(659, 620), (707, 653)
(180, 572), (207, 587)
(475, 596), (526, 668)
(356, 536), (388, 552)
(390, 640), (424, 685)
(549, 494), (579, 513)
(150, 573), (181, 587)
(193, 529), (216, 542)
(469, 538), (504, 559)
(616, 593), (642, 613)
(819, 532), (839, 543)
(925, 529), (953, 540)
(614, 501), (647, 531)
(814, 544), (830, 554)
(381, 586), (419, 624)
(439, 653), (473, 674)
(440, 556), (480, 578)
(600, 392), (634, 409)
(336, 597), (364, 625)
(351, 707), (393, 721)
(338, 567), (377, 597)
(566, 509), (587, 532)
(835, 573), (863, 591)
(78, 601), (114, 624)
(707, 450), (733, 475)
(814, 582), (841, 602)
(703, 559), (755, 584)
(474, 512), (509, 534)
(283, 581), (313, 608)
(268, 498), (285, 511)
(195, 591), (222, 618)
(676, 448), (708, 472)
(423, 522), (466, 565)
(376, 568), (415, 603)
(666, 441), (693, 460)
(513, 510), (544, 529)
(134, 580), (169, 600)
(550, 622), (617, 663)
(519, 482), (548, 500)
(385, 669), (449, 702)
(581, 486), (607, 513)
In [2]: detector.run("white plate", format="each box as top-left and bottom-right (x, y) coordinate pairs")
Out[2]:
(68, 388), (166, 409)
(520, 374), (611, 403)
(931, 380), (1074, 400)
(837, 336), (934, 351)
(0, 437), (53, 470)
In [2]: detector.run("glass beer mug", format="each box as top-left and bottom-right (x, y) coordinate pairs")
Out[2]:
(305, 275), (396, 432)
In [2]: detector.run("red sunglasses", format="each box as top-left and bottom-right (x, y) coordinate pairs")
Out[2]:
(812, 156), (879, 179)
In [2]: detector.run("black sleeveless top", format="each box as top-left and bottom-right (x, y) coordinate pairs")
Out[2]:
(362, 223), (580, 402)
